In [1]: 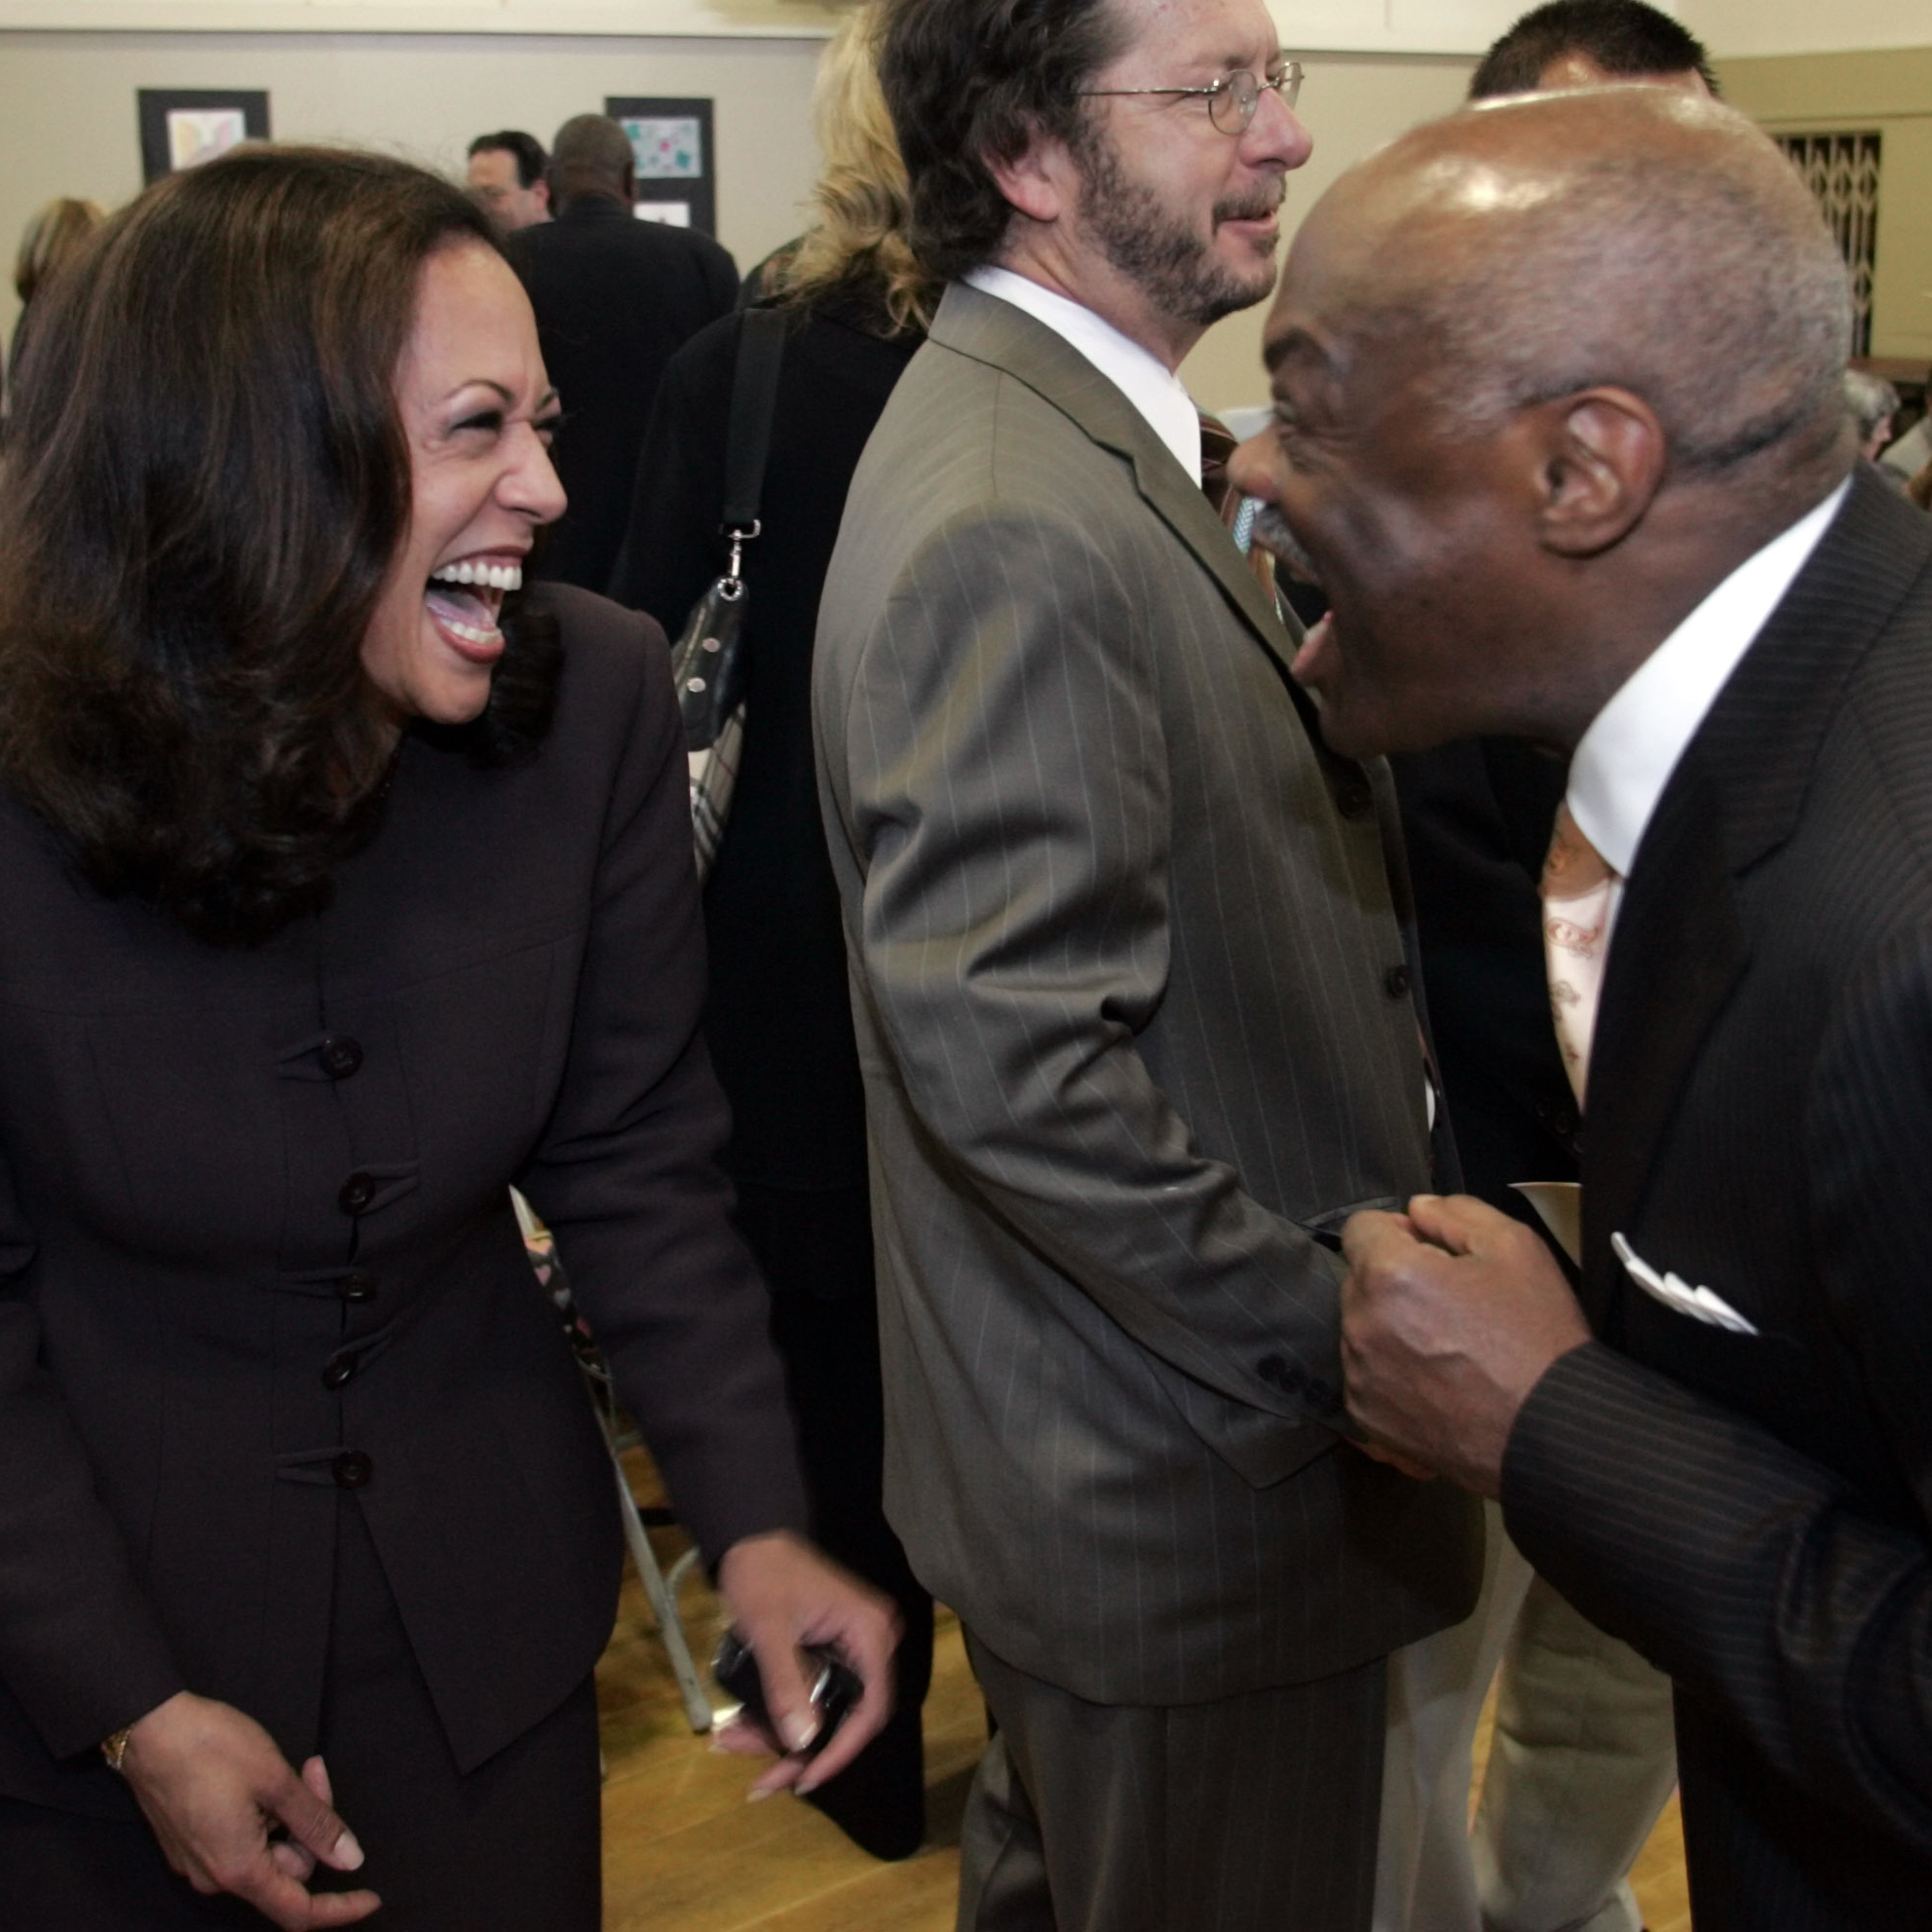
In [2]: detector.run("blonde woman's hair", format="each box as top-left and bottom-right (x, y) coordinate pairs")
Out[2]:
(15, 198), (107, 307)
(765, 5), (939, 335)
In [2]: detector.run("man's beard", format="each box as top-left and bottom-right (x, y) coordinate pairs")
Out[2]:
(1071, 122), (1282, 329)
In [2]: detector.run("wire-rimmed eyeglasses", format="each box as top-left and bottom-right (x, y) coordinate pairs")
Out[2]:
(1079, 62), (1305, 135)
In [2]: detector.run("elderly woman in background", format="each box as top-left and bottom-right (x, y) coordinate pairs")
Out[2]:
(8, 195), (106, 397)
(0, 145), (891, 1931)
(12, 195), (105, 310)
(1844, 365), (1900, 466)
(608, 3), (939, 1864)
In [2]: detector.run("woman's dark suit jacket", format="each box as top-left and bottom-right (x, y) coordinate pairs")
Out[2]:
(0, 585), (807, 1820)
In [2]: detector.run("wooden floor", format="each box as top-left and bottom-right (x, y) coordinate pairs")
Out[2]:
(596, 1487), (1692, 1931)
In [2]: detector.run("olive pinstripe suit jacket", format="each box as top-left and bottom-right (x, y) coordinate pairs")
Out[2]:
(813, 282), (1479, 1706)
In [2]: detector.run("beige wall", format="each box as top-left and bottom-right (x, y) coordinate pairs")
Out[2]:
(1718, 45), (1932, 363)
(0, 29), (1476, 413)
(2, 26), (1921, 399)
(0, 0), (1520, 56)
(0, 29), (827, 347)
(1684, 0), (1928, 59)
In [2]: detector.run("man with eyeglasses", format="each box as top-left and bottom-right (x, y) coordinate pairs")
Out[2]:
(813, 1), (1481, 1926)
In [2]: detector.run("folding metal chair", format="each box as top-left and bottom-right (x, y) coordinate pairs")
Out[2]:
(513, 1190), (717, 1733)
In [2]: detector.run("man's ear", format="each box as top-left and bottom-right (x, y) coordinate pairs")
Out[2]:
(986, 132), (1077, 227)
(1534, 387), (1666, 558)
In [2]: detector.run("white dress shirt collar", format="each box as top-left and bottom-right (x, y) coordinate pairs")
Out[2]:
(965, 265), (1202, 485)
(1569, 477), (1849, 884)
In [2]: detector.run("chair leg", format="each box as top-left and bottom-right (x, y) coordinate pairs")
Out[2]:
(612, 1451), (717, 1734)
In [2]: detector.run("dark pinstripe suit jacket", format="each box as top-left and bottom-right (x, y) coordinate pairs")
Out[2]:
(1502, 469), (1932, 1927)
(813, 282), (1479, 1706)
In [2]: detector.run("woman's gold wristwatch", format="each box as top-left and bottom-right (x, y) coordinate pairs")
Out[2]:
(100, 1726), (133, 1773)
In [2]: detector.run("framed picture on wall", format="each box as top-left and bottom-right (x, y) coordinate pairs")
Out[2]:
(137, 90), (271, 186)
(605, 96), (715, 237)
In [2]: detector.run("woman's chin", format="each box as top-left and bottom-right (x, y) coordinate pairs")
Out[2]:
(417, 677), (496, 727)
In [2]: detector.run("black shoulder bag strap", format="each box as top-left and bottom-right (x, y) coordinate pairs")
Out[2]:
(672, 305), (788, 880)
(721, 304), (788, 540)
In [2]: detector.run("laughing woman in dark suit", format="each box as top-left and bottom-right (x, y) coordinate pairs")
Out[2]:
(0, 146), (891, 1931)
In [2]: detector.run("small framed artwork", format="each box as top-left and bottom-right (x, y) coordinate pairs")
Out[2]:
(606, 96), (715, 237)
(138, 90), (271, 186)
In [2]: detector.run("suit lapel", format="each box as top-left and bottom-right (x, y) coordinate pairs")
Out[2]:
(1583, 755), (1746, 1331)
(1581, 468), (1932, 1326)
(928, 283), (1300, 678)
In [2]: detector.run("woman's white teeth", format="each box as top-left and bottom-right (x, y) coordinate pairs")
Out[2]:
(440, 614), (502, 645)
(430, 560), (522, 591)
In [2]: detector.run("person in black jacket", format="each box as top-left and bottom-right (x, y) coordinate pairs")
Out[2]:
(508, 114), (739, 593)
(1238, 86), (1932, 1930)
(0, 144), (892, 1932)
(609, 5), (938, 1862)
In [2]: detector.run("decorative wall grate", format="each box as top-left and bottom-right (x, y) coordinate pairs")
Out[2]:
(1774, 133), (1880, 357)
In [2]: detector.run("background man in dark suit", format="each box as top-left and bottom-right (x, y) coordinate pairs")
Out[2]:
(1372, 13), (1719, 1929)
(507, 113), (738, 591)
(814, 0), (1479, 1926)
(466, 129), (551, 232)
(1231, 85), (1932, 1929)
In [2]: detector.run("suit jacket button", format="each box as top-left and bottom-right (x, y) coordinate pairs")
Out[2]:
(332, 1451), (373, 1490)
(338, 1271), (377, 1305)
(322, 1350), (360, 1390)
(320, 1036), (363, 1080)
(1335, 778), (1373, 818)
(1256, 1353), (1304, 1394)
(1383, 964), (1411, 1001)
(338, 1172), (376, 1214)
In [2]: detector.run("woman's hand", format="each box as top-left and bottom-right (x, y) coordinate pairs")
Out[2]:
(119, 1690), (380, 1928)
(714, 1530), (899, 1798)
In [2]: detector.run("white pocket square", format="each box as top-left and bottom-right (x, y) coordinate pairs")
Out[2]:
(1610, 1233), (1759, 1336)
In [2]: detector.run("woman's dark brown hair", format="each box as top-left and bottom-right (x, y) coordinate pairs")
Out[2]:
(0, 144), (560, 945)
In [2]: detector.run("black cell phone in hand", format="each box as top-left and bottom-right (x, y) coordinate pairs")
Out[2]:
(712, 1629), (861, 1761)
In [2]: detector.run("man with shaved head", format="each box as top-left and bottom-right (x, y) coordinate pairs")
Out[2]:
(1231, 86), (1932, 1928)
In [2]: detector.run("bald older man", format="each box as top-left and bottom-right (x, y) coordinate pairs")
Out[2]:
(1231, 88), (1932, 1931)
(1367, 15), (1717, 1931)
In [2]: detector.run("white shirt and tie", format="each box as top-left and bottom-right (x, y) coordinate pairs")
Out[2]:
(1542, 478), (1849, 1101)
(965, 265), (1205, 483)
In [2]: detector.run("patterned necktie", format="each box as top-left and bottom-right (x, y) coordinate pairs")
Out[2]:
(1198, 410), (1237, 512)
(1198, 410), (1278, 602)
(1541, 801), (1618, 1104)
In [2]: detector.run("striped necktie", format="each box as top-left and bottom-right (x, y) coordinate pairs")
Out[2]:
(1540, 800), (1618, 1104)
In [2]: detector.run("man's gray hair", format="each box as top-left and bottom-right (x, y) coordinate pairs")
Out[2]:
(1843, 368), (1899, 443)
(1377, 107), (1853, 477)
